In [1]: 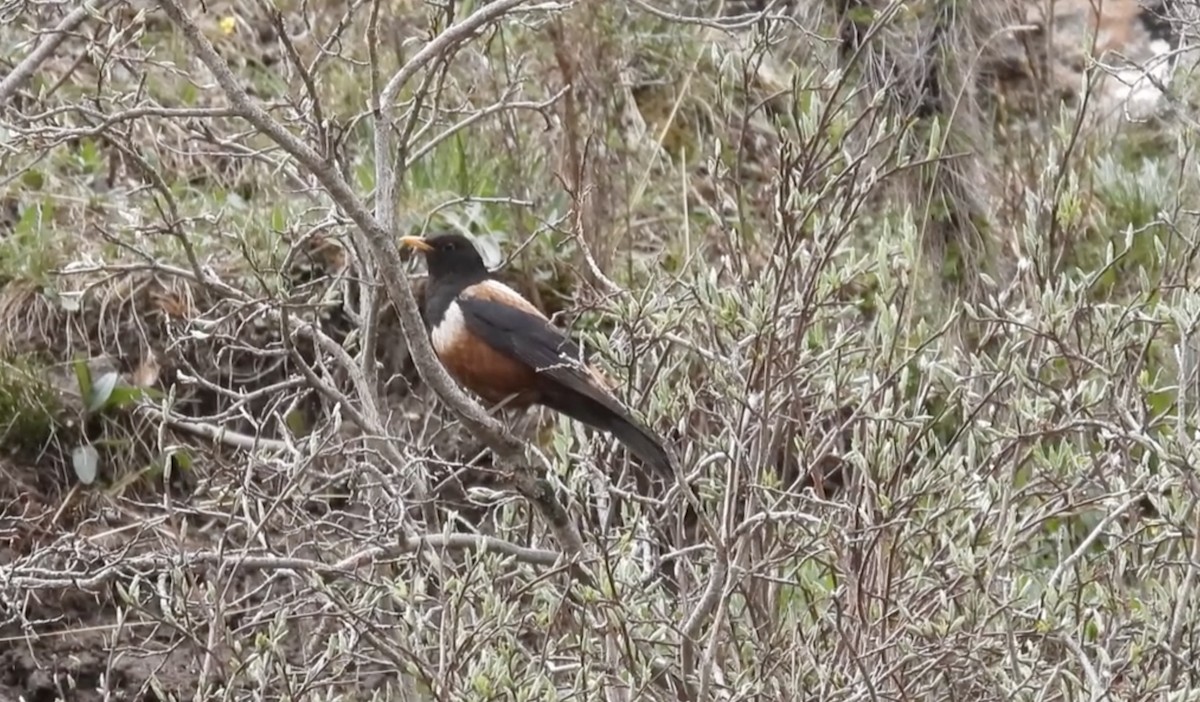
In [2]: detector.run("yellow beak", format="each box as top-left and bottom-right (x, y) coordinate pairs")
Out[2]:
(399, 236), (433, 252)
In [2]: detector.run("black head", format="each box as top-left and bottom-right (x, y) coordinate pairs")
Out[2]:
(400, 232), (489, 284)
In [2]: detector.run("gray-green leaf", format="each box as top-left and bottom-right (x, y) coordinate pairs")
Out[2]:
(87, 371), (120, 412)
(72, 444), (100, 485)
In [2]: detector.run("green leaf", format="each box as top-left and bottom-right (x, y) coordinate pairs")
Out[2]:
(847, 6), (875, 24)
(72, 359), (92, 398)
(270, 206), (286, 232)
(1146, 389), (1174, 418)
(105, 383), (159, 410)
(77, 138), (101, 173)
(285, 409), (309, 436)
(171, 449), (194, 471)
(22, 170), (44, 189)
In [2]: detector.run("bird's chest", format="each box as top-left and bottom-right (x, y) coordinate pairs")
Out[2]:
(429, 300), (538, 406)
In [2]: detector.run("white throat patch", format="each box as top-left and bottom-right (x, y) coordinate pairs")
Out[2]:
(432, 301), (467, 355)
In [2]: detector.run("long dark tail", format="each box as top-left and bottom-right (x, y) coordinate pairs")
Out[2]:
(603, 413), (673, 479)
(540, 387), (674, 479)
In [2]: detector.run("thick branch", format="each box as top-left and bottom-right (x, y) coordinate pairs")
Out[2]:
(0, 0), (118, 107)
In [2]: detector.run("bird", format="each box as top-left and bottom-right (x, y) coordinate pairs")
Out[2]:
(400, 232), (673, 479)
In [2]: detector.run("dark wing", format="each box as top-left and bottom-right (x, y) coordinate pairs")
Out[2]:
(459, 296), (673, 477)
(456, 297), (628, 416)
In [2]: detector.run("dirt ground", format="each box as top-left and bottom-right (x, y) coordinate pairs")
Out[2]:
(1, 523), (201, 701)
(1, 521), (357, 701)
(0, 632), (199, 702)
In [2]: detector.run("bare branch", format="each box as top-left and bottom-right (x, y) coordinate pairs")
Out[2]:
(0, 0), (118, 107)
(153, 0), (590, 560)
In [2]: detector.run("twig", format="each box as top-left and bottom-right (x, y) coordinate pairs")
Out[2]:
(1045, 491), (1145, 595)
(1, 534), (571, 591)
(150, 409), (292, 453)
(377, 0), (534, 110)
(1060, 632), (1106, 700)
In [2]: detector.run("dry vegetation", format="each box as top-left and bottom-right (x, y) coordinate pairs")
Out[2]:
(2, 0), (1200, 699)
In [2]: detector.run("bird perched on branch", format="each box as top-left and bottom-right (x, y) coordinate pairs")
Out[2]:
(400, 232), (673, 479)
